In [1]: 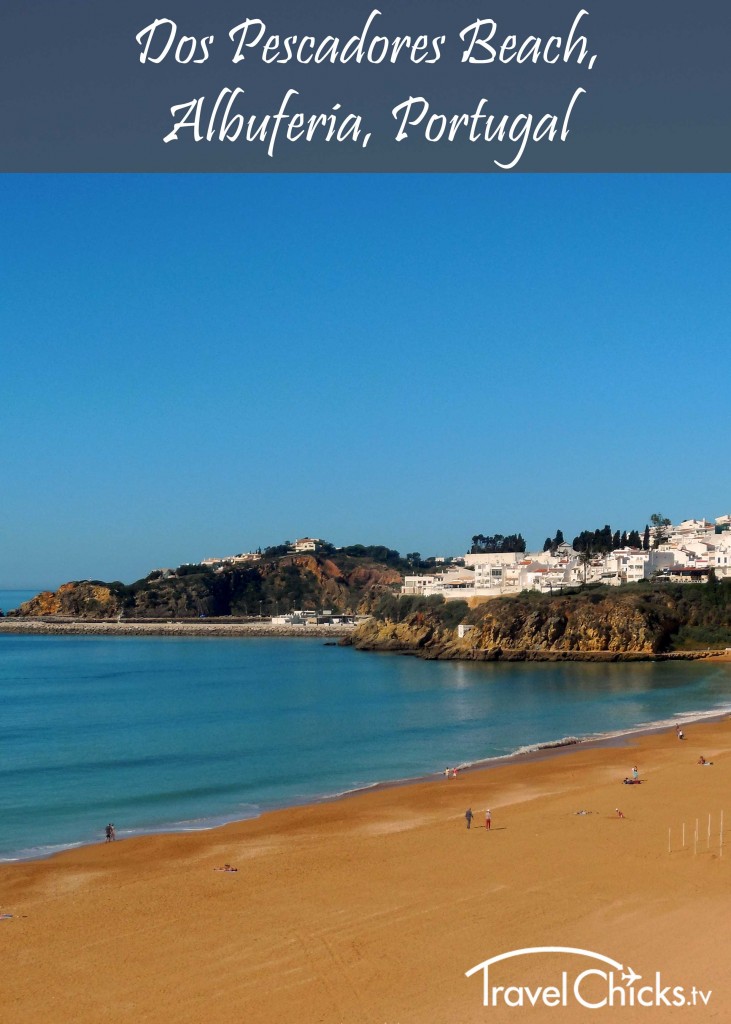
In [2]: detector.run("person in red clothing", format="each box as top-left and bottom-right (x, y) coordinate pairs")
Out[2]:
(485, 808), (492, 830)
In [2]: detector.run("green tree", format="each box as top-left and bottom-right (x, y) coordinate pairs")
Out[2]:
(578, 548), (594, 585)
(470, 533), (526, 554)
(573, 526), (614, 554)
(650, 513), (672, 548)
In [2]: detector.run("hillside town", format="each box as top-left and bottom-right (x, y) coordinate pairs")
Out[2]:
(402, 515), (731, 600)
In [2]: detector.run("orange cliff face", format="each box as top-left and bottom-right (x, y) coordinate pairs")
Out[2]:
(266, 554), (402, 613)
(10, 555), (405, 620)
(350, 589), (693, 659)
(15, 582), (121, 618)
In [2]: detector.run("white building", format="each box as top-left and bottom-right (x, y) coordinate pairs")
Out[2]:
(666, 519), (715, 544)
(464, 552), (524, 591)
(200, 553), (259, 567)
(402, 569), (476, 597)
(399, 514), (728, 601)
(292, 538), (321, 553)
(601, 549), (676, 586)
(402, 574), (440, 595)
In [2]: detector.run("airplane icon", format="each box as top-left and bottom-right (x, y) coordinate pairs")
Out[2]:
(621, 966), (642, 986)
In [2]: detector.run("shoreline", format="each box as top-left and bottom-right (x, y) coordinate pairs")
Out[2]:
(3, 699), (731, 867)
(4, 708), (731, 1023)
(3, 617), (730, 662)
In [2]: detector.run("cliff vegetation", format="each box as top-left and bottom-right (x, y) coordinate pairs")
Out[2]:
(350, 581), (731, 659)
(10, 551), (403, 620)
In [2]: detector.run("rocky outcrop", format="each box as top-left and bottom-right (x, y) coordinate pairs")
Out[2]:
(348, 587), (727, 660)
(17, 582), (122, 619)
(459, 595), (674, 655)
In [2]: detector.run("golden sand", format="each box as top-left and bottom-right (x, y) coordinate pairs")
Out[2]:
(3, 709), (731, 1023)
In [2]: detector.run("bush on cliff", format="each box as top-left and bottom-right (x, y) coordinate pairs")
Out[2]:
(371, 593), (468, 630)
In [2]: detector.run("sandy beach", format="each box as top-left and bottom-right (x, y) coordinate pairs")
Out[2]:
(3, 710), (731, 1023)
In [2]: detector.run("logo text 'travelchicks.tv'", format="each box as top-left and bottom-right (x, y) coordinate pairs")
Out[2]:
(466, 947), (711, 1010)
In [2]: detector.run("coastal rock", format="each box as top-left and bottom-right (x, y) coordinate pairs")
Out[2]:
(16, 582), (121, 619)
(349, 584), (730, 660)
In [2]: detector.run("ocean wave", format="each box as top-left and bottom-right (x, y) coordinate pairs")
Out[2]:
(0, 840), (87, 863)
(114, 805), (262, 838)
(448, 703), (731, 774)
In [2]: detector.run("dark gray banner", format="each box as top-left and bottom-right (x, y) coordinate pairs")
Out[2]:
(2, 0), (730, 171)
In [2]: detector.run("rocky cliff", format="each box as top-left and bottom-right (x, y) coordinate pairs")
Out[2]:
(18, 582), (122, 619)
(349, 583), (731, 659)
(11, 553), (403, 620)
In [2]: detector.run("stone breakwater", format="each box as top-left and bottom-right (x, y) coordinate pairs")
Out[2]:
(0, 620), (355, 639)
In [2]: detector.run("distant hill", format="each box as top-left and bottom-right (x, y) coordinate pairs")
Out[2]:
(8, 549), (405, 620)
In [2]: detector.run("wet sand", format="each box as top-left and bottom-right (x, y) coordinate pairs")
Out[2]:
(3, 710), (731, 1023)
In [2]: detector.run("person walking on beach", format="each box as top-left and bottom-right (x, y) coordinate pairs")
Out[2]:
(485, 808), (492, 830)
(632, 766), (639, 780)
(465, 808), (473, 829)
(105, 823), (116, 842)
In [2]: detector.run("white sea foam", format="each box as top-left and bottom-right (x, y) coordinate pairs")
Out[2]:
(446, 703), (731, 775)
(0, 840), (87, 863)
(115, 805), (262, 839)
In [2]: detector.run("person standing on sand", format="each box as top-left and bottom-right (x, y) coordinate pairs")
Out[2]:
(485, 809), (492, 830)
(632, 766), (639, 780)
(465, 808), (473, 829)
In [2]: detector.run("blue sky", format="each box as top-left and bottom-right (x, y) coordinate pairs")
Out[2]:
(1, 175), (729, 588)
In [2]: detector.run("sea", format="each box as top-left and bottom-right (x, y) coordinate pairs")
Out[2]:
(0, 590), (41, 614)
(1, 622), (730, 862)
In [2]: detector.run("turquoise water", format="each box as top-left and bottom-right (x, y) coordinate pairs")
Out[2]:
(1, 634), (730, 860)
